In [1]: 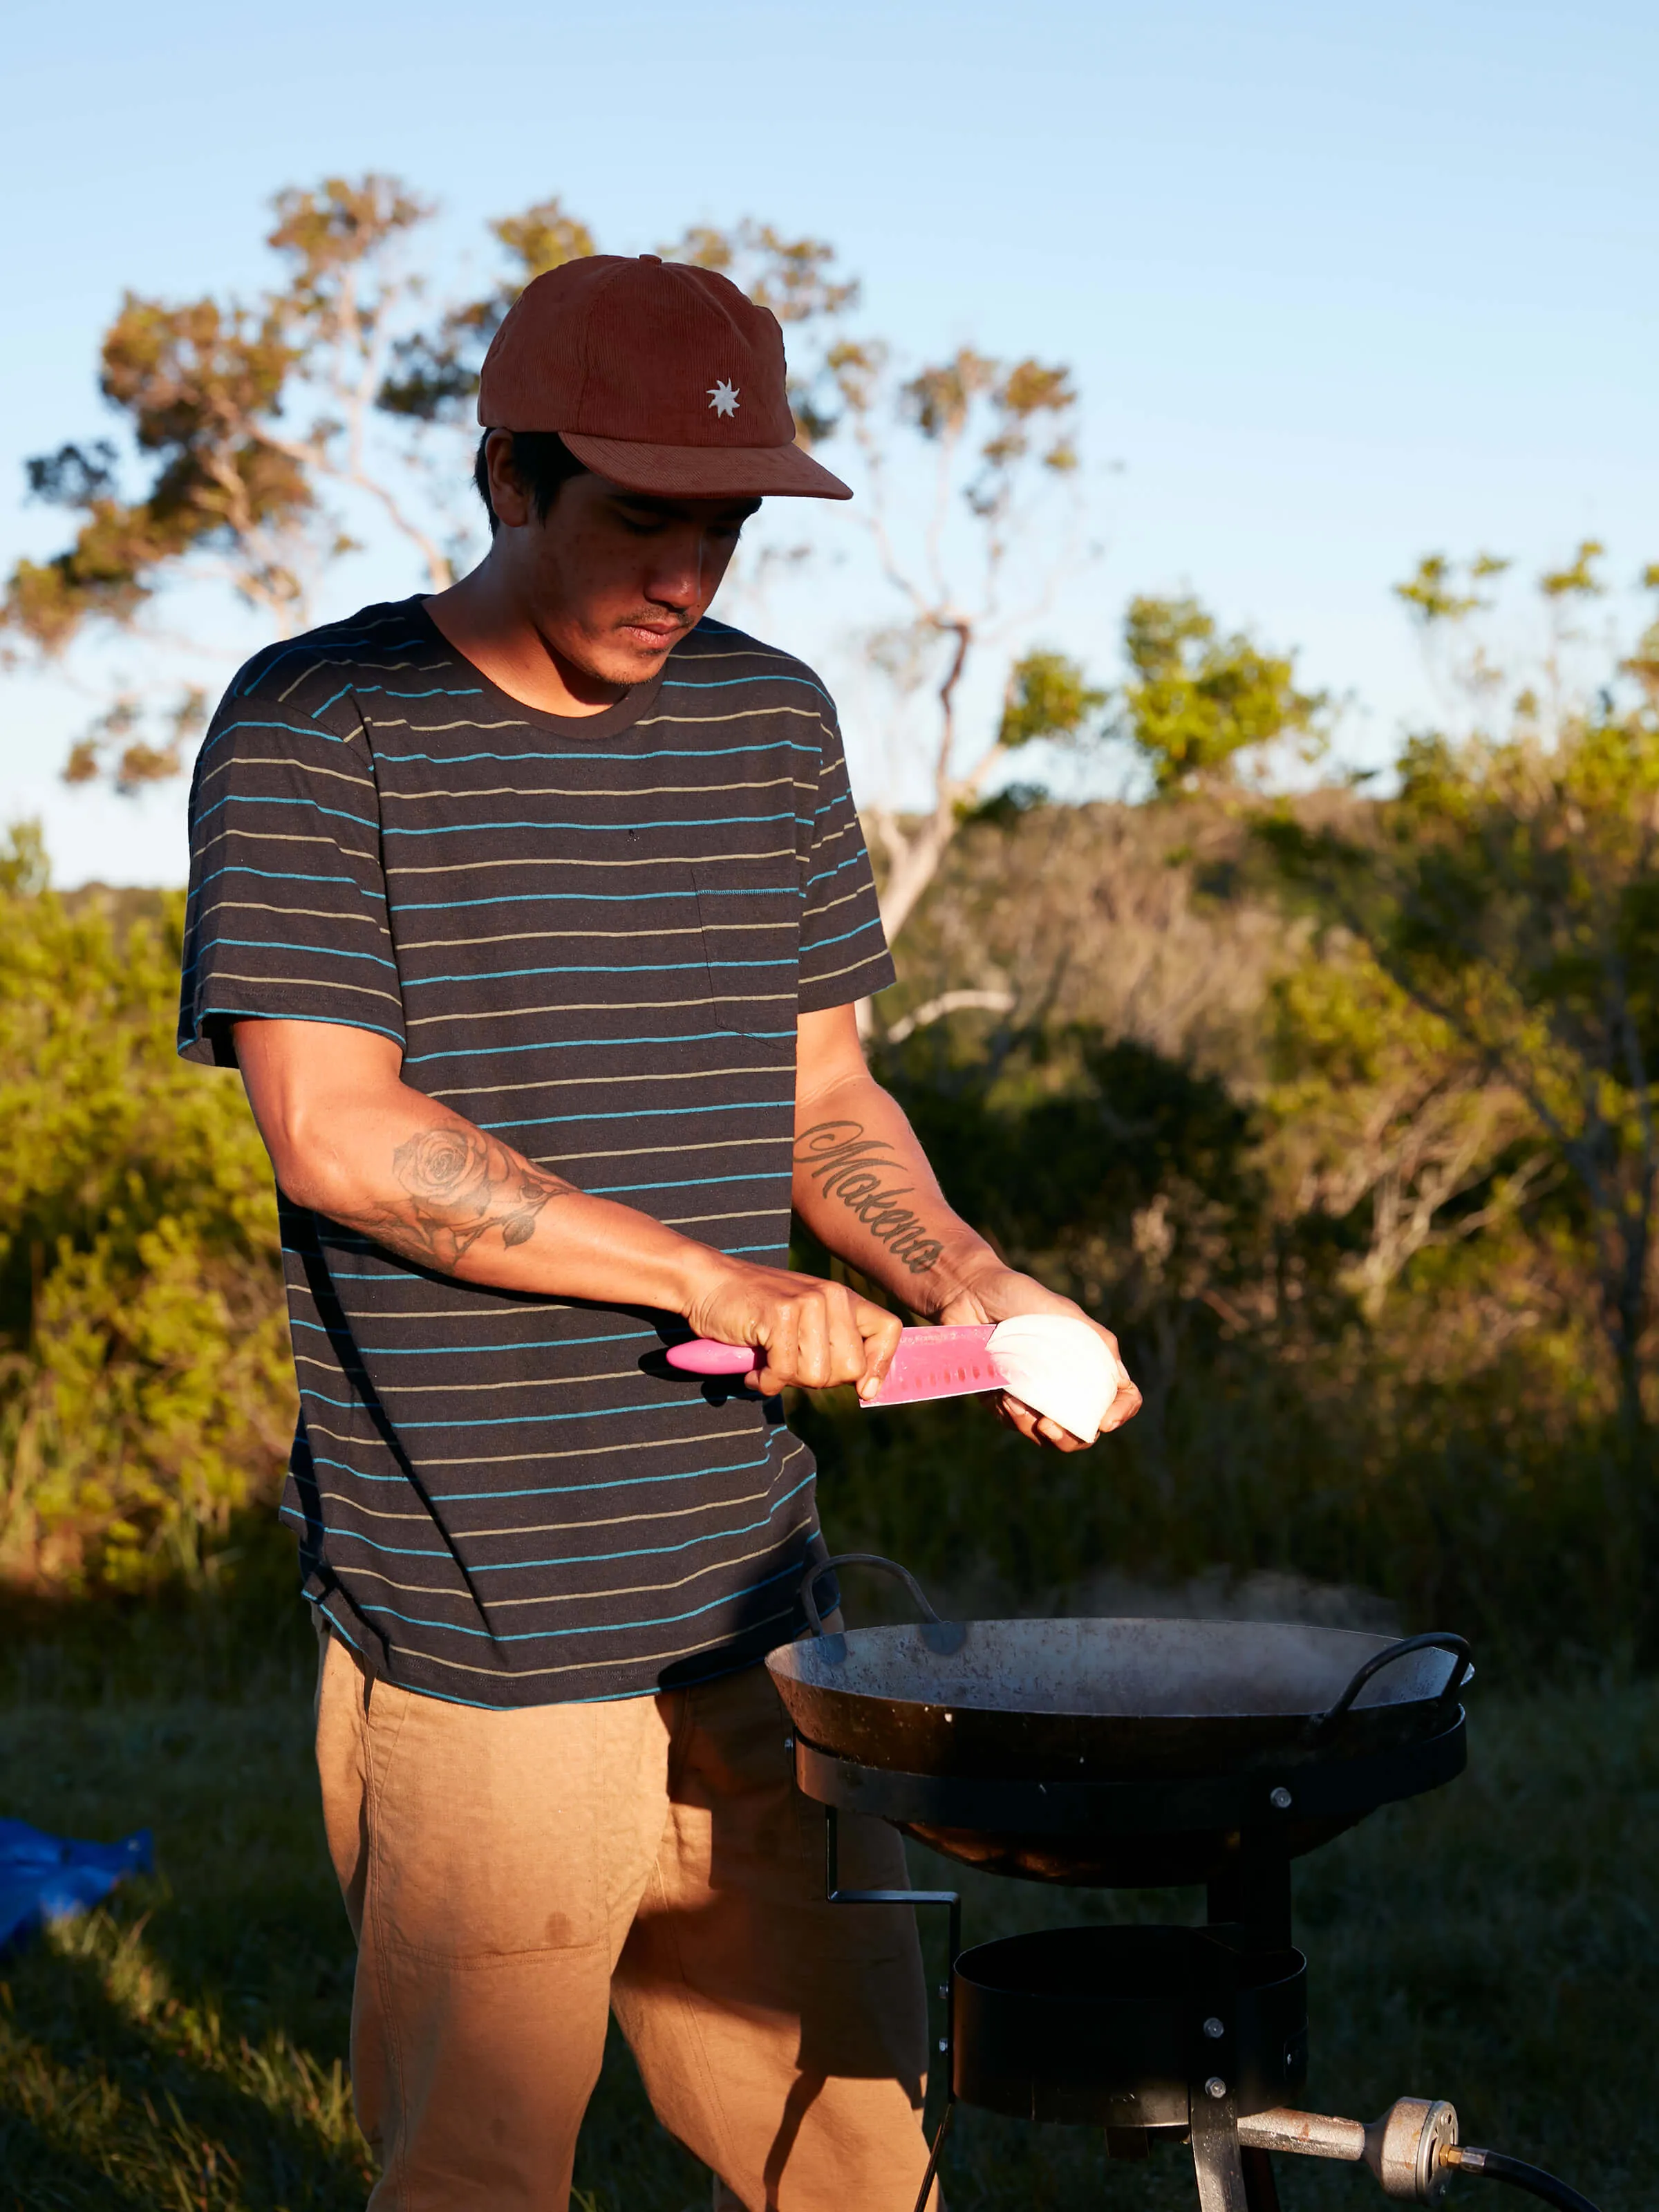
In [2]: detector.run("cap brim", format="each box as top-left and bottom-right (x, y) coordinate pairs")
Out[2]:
(559, 432), (852, 500)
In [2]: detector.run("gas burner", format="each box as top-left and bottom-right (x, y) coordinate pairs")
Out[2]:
(770, 1555), (1600, 2212)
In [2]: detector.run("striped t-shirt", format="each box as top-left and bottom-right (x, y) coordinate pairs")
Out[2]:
(178, 596), (894, 1706)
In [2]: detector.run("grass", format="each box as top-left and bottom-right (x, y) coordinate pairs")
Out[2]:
(0, 1600), (1651, 2212)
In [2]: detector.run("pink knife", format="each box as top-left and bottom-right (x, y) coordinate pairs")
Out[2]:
(665, 1324), (1004, 1408)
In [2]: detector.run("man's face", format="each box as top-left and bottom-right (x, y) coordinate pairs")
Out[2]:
(485, 436), (759, 688)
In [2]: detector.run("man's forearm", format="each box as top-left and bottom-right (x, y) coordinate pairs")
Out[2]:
(789, 1044), (1141, 1447)
(235, 1016), (908, 1391)
(790, 1077), (997, 1320)
(337, 1114), (718, 1311)
(237, 1035), (724, 1313)
(317, 1105), (727, 1310)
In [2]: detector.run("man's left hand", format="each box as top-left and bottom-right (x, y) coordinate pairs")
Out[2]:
(935, 1265), (1142, 1452)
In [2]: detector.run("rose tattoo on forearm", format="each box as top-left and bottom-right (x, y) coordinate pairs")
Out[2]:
(794, 1119), (944, 1277)
(353, 1125), (575, 1271)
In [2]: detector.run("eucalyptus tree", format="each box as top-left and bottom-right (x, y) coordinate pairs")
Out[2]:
(824, 339), (1106, 990)
(1261, 548), (1659, 1629)
(3, 178), (854, 791)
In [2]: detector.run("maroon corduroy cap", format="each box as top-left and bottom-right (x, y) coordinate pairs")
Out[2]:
(477, 254), (851, 501)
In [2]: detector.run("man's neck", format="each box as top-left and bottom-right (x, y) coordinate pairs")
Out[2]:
(424, 568), (627, 718)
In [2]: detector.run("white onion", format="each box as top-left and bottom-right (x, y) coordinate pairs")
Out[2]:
(986, 1314), (1121, 1443)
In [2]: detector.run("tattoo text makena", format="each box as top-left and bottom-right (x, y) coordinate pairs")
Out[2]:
(794, 1120), (944, 1276)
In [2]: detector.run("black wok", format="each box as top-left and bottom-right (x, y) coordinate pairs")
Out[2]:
(766, 1555), (1471, 1884)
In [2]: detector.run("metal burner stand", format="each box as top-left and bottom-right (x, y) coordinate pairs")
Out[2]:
(800, 1710), (1470, 2212)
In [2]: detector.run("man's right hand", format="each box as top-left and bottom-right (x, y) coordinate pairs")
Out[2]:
(684, 1260), (902, 1400)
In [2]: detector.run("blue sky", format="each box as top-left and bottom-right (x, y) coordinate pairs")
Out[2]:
(2, 0), (1655, 883)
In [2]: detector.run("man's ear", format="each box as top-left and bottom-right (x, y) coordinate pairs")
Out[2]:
(485, 431), (534, 529)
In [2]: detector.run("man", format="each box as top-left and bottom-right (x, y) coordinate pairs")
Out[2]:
(178, 253), (1140, 2212)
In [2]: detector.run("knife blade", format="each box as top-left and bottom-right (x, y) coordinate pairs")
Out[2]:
(664, 1324), (1004, 1408)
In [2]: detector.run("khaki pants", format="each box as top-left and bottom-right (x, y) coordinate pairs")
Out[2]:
(315, 1627), (935, 2211)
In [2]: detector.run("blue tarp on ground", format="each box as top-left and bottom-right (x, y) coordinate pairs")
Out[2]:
(0, 1817), (153, 1953)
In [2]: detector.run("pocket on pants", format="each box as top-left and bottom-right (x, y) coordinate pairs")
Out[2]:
(366, 1684), (604, 1961)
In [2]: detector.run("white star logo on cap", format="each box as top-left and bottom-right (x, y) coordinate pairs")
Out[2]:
(707, 379), (740, 418)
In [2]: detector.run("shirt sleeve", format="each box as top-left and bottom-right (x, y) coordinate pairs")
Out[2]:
(797, 705), (897, 1013)
(177, 659), (404, 1068)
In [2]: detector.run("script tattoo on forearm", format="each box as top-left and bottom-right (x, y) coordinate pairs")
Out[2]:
(359, 1125), (576, 1271)
(794, 1119), (945, 1277)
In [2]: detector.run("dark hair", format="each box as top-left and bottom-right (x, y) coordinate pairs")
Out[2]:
(473, 431), (588, 533)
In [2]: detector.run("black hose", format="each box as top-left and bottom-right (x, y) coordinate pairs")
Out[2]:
(1446, 2145), (1600, 2212)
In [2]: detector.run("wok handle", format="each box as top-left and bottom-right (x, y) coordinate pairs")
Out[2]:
(1305, 1631), (1474, 1744)
(799, 1552), (943, 1638)
(798, 1553), (964, 1655)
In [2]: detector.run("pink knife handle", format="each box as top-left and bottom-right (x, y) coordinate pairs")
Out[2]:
(666, 1338), (759, 1376)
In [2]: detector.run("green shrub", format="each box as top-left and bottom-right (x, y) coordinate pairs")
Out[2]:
(0, 827), (293, 1591)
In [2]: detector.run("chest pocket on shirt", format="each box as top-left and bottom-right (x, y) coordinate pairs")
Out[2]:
(693, 862), (799, 1048)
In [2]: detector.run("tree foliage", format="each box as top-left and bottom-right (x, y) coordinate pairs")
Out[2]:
(1263, 713), (1659, 1432)
(1394, 550), (1512, 626)
(995, 649), (1107, 753)
(0, 832), (292, 1588)
(830, 337), (1094, 980)
(1252, 554), (1659, 1643)
(1118, 593), (1329, 794)
(6, 177), (438, 669)
(3, 176), (861, 790)
(1264, 948), (1541, 1322)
